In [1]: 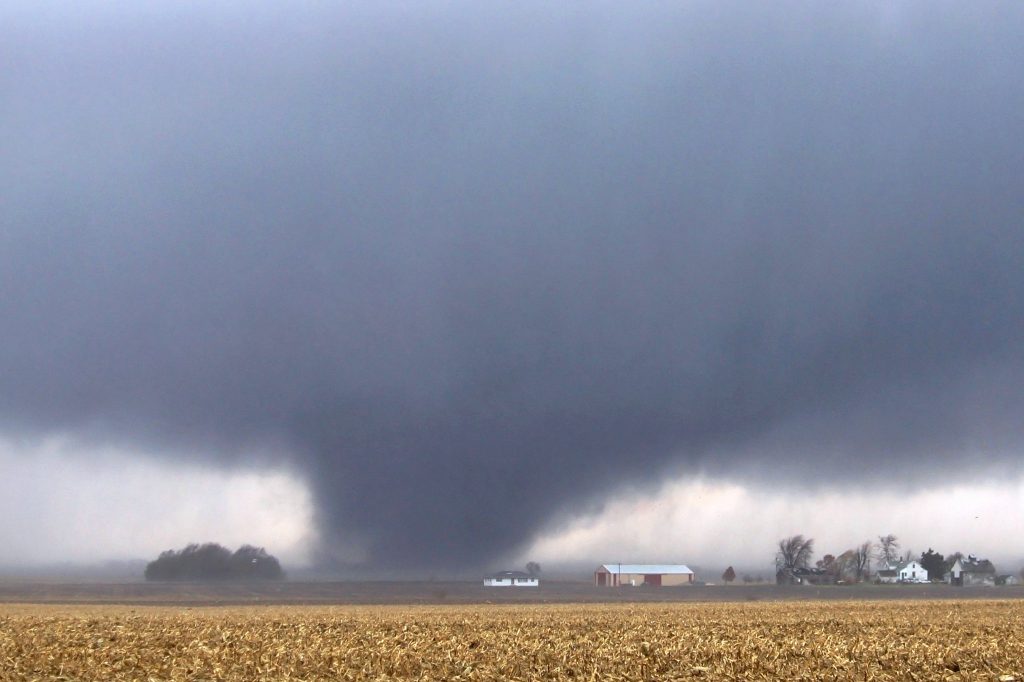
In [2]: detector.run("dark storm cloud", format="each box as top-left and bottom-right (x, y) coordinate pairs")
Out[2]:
(2, 1), (1023, 567)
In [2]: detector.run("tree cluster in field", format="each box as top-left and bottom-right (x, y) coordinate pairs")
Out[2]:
(144, 543), (284, 581)
(773, 533), (1009, 585)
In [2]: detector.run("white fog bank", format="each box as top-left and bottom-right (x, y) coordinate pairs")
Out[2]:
(0, 436), (313, 568)
(522, 474), (1024, 575)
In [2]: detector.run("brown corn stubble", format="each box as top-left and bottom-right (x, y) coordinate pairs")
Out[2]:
(1, 600), (1022, 680)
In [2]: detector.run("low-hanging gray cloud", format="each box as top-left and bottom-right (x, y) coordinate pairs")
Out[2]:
(2, 1), (1023, 568)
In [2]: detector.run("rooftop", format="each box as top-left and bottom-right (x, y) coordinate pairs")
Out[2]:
(486, 571), (536, 579)
(961, 559), (996, 574)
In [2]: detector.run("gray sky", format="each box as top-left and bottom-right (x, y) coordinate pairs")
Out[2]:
(2, 1), (1023, 570)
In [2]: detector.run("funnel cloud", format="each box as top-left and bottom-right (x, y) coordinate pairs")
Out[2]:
(2, 2), (1023, 568)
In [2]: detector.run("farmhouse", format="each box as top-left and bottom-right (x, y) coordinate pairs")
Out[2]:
(594, 564), (694, 587)
(483, 571), (539, 587)
(897, 560), (928, 583)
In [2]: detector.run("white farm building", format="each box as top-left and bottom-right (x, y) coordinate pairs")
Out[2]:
(483, 571), (539, 587)
(594, 564), (695, 587)
(898, 560), (928, 583)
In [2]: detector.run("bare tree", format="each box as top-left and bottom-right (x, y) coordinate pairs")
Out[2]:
(525, 561), (541, 576)
(836, 550), (857, 581)
(853, 541), (872, 581)
(836, 542), (873, 582)
(875, 534), (900, 568)
(776, 535), (814, 573)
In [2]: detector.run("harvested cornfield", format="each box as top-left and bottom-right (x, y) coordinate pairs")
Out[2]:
(2, 600), (1023, 680)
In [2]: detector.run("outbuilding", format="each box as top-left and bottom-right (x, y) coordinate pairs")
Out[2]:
(876, 568), (899, 584)
(948, 556), (996, 586)
(594, 564), (694, 587)
(483, 571), (539, 587)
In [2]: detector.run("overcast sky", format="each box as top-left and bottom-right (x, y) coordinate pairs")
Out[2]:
(1, 1), (1023, 573)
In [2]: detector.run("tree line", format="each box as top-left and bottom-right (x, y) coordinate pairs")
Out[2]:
(771, 534), (1005, 584)
(144, 543), (284, 581)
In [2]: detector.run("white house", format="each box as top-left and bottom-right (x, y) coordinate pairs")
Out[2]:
(594, 564), (695, 587)
(483, 571), (539, 587)
(898, 560), (928, 583)
(948, 556), (996, 586)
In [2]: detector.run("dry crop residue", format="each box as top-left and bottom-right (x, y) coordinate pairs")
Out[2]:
(1, 600), (1023, 680)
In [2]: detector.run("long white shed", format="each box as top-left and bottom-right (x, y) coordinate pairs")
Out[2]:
(484, 571), (539, 587)
(594, 564), (695, 587)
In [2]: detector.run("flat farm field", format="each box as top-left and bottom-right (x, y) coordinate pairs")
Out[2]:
(2, 600), (1023, 681)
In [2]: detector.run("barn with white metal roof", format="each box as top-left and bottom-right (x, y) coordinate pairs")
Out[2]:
(594, 564), (694, 587)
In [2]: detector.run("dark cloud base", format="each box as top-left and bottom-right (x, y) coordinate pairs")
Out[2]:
(2, 2), (1023, 568)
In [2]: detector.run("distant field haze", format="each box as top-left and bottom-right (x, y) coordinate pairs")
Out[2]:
(1, 438), (1021, 576)
(1, 1), (1023, 572)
